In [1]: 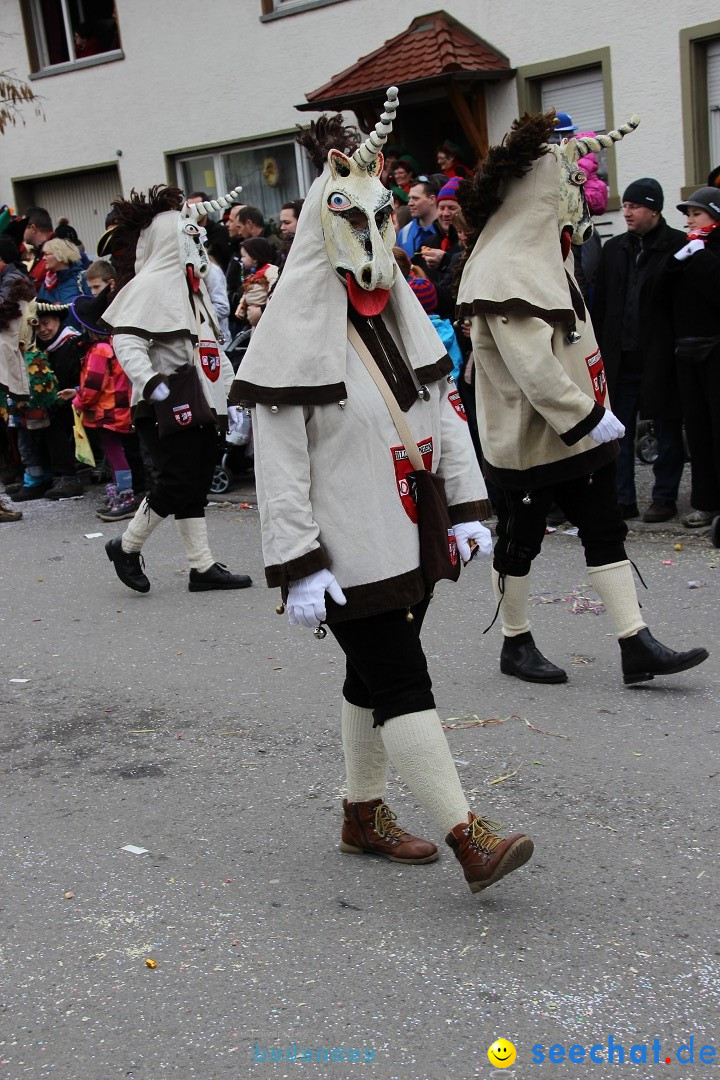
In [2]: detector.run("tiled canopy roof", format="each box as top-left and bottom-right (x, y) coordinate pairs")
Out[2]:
(301, 10), (511, 108)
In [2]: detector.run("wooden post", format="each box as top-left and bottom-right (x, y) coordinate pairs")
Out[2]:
(448, 84), (488, 160)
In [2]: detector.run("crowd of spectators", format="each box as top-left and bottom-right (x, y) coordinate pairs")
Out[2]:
(1, 123), (719, 535)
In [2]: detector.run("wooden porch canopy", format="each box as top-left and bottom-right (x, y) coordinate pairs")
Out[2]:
(296, 11), (513, 160)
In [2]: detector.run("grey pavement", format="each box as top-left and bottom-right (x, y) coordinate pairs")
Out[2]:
(1, 467), (719, 1080)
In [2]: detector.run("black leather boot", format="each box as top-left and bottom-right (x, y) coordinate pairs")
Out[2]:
(105, 537), (150, 594)
(500, 632), (568, 684)
(619, 627), (708, 685)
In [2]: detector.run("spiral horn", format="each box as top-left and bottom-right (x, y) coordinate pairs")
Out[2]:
(185, 186), (243, 218)
(573, 115), (640, 156)
(351, 87), (399, 168)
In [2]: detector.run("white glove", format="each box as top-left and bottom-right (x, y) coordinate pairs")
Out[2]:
(453, 520), (493, 564)
(287, 569), (347, 628)
(149, 382), (170, 402)
(674, 238), (705, 261)
(588, 409), (625, 444)
(227, 405), (243, 432)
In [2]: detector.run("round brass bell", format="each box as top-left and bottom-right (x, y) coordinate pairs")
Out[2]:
(405, 610), (415, 623)
(338, 399), (346, 410)
(313, 624), (327, 639)
(275, 602), (286, 615)
(270, 405), (279, 414)
(418, 385), (430, 401)
(522, 494), (532, 505)
(566, 329), (581, 344)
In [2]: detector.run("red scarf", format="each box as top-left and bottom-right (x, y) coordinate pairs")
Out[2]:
(688, 221), (720, 242)
(44, 270), (58, 291)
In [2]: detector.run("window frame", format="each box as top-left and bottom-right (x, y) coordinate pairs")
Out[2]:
(516, 47), (619, 211)
(679, 19), (720, 198)
(259, 0), (348, 22)
(20, 0), (123, 79)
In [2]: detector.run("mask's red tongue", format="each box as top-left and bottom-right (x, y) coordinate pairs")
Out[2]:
(186, 266), (201, 293)
(560, 229), (572, 261)
(346, 272), (390, 316)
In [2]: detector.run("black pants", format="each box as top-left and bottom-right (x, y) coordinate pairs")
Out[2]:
(134, 418), (217, 519)
(329, 596), (434, 727)
(31, 407), (76, 476)
(677, 358), (720, 511)
(493, 461), (628, 578)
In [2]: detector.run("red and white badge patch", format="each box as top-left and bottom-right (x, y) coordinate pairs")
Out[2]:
(172, 403), (194, 427)
(586, 348), (607, 404)
(391, 438), (433, 522)
(199, 339), (221, 383)
(448, 388), (467, 421)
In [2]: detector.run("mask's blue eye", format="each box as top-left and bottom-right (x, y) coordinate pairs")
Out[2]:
(328, 192), (351, 211)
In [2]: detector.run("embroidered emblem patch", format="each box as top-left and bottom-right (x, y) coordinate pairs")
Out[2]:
(172, 404), (193, 426)
(586, 348), (607, 404)
(391, 438), (433, 522)
(199, 339), (221, 382)
(448, 389), (467, 420)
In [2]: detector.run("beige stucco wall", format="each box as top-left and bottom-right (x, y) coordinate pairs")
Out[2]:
(1, 0), (717, 237)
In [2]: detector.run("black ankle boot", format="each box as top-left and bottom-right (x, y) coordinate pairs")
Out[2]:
(105, 537), (150, 593)
(500, 632), (568, 684)
(619, 627), (708, 685)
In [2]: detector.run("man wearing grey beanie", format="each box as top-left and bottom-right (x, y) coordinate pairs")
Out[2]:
(592, 178), (687, 522)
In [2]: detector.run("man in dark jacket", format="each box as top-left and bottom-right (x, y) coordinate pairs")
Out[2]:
(592, 178), (687, 522)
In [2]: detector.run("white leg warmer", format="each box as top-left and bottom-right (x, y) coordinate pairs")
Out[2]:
(587, 560), (647, 639)
(121, 498), (164, 553)
(341, 699), (388, 803)
(492, 569), (532, 638)
(175, 516), (215, 572)
(379, 709), (471, 835)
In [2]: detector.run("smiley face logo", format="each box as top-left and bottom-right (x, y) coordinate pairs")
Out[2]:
(487, 1039), (517, 1068)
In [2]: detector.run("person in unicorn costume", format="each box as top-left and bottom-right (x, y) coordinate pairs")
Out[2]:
(232, 89), (535, 897)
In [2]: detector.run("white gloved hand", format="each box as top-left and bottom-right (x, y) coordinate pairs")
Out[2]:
(588, 409), (625, 444)
(149, 382), (170, 402)
(227, 405), (243, 432)
(453, 520), (493, 564)
(673, 238), (705, 261)
(287, 569), (347, 628)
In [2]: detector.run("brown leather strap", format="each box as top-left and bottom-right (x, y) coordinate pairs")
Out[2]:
(347, 320), (425, 472)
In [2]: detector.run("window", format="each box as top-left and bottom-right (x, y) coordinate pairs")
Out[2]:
(174, 137), (312, 225)
(259, 0), (347, 22)
(22, 0), (122, 76)
(679, 21), (720, 197)
(516, 48), (619, 209)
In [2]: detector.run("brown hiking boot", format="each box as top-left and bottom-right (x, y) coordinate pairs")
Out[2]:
(445, 813), (534, 893)
(340, 798), (439, 864)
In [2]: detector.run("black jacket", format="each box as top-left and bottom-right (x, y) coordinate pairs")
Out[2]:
(591, 217), (686, 418)
(665, 227), (720, 347)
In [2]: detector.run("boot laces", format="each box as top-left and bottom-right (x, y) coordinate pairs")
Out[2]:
(374, 802), (407, 842)
(468, 815), (504, 854)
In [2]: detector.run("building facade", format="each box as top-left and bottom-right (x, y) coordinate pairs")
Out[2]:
(1, 0), (719, 253)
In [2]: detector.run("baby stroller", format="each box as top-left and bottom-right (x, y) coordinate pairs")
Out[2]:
(210, 408), (253, 495)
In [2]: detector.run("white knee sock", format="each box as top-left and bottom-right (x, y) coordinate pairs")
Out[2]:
(121, 497), (164, 553)
(587, 560), (647, 639)
(492, 569), (531, 637)
(175, 516), (215, 572)
(379, 709), (471, 835)
(341, 699), (388, 803)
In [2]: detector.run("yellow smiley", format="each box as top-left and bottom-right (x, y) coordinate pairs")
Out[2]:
(487, 1039), (517, 1068)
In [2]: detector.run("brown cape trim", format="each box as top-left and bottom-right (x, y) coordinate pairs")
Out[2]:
(264, 544), (331, 589)
(455, 297), (576, 329)
(483, 441), (618, 491)
(449, 498), (493, 525)
(561, 402), (604, 446)
(416, 355), (453, 383)
(324, 568), (427, 625)
(142, 372), (166, 401)
(230, 380), (348, 407)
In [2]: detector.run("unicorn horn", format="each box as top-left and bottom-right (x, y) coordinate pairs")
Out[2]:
(573, 116), (640, 156)
(352, 87), (399, 168)
(185, 186), (243, 218)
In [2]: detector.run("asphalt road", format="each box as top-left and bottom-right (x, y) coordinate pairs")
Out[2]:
(1, 475), (719, 1080)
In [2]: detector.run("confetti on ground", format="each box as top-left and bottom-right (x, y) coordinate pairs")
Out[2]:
(9, 678), (29, 683)
(531, 587), (605, 615)
(84, 532), (103, 538)
(443, 713), (569, 739)
(661, 560), (674, 565)
(687, 580), (704, 588)
(145, 958), (157, 969)
(570, 655), (596, 665)
(674, 543), (683, 551)
(239, 502), (254, 509)
(121, 845), (149, 855)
